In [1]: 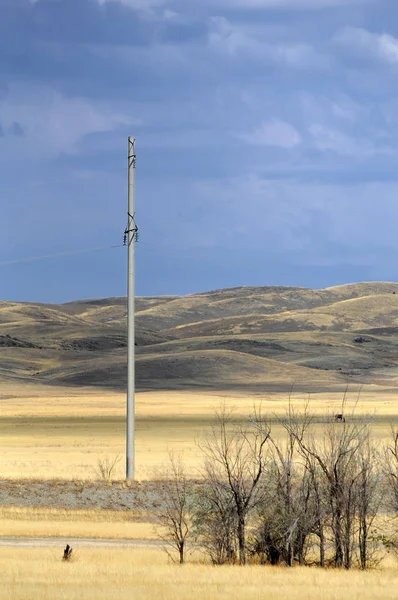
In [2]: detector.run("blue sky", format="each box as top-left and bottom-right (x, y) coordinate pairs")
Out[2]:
(1, 0), (398, 302)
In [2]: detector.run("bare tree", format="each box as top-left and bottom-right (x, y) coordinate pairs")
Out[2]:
(357, 436), (382, 569)
(303, 453), (329, 566)
(253, 465), (314, 567)
(198, 405), (270, 565)
(253, 401), (315, 567)
(95, 454), (121, 483)
(185, 394), (386, 570)
(193, 476), (237, 564)
(154, 453), (192, 564)
(291, 412), (371, 568)
(381, 429), (398, 555)
(384, 429), (398, 514)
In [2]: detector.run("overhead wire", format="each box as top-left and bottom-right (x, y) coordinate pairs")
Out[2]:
(0, 166), (133, 269)
(1, 164), (194, 268)
(0, 161), (192, 269)
(0, 240), (191, 269)
(0, 244), (124, 267)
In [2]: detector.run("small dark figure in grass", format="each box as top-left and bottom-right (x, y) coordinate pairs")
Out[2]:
(63, 544), (73, 561)
(334, 413), (346, 423)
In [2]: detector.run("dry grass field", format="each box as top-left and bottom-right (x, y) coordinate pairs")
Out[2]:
(0, 507), (156, 539)
(2, 547), (398, 600)
(0, 384), (397, 480)
(0, 385), (396, 598)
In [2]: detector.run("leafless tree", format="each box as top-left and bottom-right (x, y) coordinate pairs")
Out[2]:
(260, 403), (313, 566)
(303, 453), (329, 566)
(95, 454), (121, 483)
(154, 397), (385, 570)
(193, 475), (237, 564)
(381, 429), (398, 555)
(198, 404), (270, 565)
(384, 429), (398, 514)
(253, 463), (315, 566)
(356, 435), (382, 569)
(290, 409), (371, 568)
(154, 453), (192, 564)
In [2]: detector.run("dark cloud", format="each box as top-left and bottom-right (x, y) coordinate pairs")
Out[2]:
(0, 0), (150, 46)
(0, 0), (212, 103)
(0, 0), (153, 92)
(3, 0), (398, 301)
(0, 0), (209, 49)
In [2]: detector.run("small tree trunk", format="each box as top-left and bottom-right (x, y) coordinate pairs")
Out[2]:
(335, 506), (344, 567)
(319, 526), (325, 568)
(287, 542), (293, 567)
(343, 485), (354, 570)
(344, 534), (351, 570)
(238, 515), (246, 565)
(359, 519), (367, 570)
(179, 541), (184, 564)
(297, 533), (306, 566)
(344, 519), (352, 570)
(226, 532), (235, 563)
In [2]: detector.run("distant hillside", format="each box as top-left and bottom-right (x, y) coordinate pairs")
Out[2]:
(2, 282), (398, 392)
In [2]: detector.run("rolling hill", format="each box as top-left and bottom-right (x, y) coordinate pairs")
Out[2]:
(2, 282), (398, 392)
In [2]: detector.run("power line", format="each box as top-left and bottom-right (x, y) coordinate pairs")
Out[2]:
(0, 237), (195, 270)
(0, 244), (124, 267)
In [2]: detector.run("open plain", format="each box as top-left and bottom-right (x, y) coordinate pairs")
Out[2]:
(2, 283), (398, 597)
(0, 385), (397, 481)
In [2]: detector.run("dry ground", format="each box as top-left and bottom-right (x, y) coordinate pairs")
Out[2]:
(1, 547), (398, 600)
(0, 384), (397, 480)
(0, 383), (396, 543)
(0, 507), (156, 539)
(0, 384), (396, 544)
(0, 385), (397, 598)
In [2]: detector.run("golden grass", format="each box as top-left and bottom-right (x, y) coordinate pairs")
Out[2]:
(0, 507), (156, 539)
(1, 548), (398, 600)
(2, 384), (396, 418)
(0, 386), (397, 480)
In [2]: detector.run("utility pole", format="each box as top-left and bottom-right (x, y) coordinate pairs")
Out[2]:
(126, 136), (138, 480)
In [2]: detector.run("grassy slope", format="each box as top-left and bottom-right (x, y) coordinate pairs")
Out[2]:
(2, 282), (398, 391)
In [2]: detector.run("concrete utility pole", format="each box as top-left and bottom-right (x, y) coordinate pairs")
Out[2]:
(126, 136), (137, 480)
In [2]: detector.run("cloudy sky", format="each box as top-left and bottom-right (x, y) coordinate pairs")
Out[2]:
(1, 0), (398, 302)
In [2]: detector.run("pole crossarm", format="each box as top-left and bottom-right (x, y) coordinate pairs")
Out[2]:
(124, 212), (139, 245)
